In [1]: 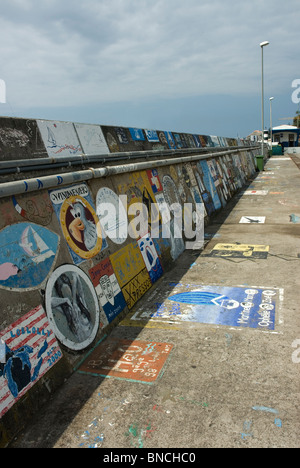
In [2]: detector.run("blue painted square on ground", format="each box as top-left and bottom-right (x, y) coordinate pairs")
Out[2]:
(131, 283), (277, 330)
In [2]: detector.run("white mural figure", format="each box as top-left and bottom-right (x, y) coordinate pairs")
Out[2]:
(68, 199), (98, 251)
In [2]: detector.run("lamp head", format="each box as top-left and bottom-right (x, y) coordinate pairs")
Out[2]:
(260, 41), (270, 47)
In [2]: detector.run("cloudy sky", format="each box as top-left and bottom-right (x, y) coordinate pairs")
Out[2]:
(0, 0), (299, 138)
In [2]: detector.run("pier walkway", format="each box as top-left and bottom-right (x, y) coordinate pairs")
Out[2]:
(11, 154), (300, 449)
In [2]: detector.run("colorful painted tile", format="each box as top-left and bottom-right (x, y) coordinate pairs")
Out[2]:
(45, 265), (101, 351)
(243, 190), (269, 196)
(130, 282), (278, 330)
(207, 243), (269, 259)
(138, 234), (163, 283)
(78, 338), (173, 383)
(239, 216), (266, 224)
(89, 258), (127, 323)
(0, 306), (63, 418)
(110, 242), (152, 310)
(0, 223), (59, 290)
(49, 183), (108, 265)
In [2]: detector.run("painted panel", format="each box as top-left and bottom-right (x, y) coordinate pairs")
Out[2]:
(78, 338), (174, 384)
(239, 216), (266, 224)
(37, 120), (82, 157)
(0, 305), (63, 418)
(146, 169), (163, 194)
(110, 242), (152, 310)
(49, 183), (108, 265)
(117, 171), (159, 240)
(89, 258), (127, 324)
(0, 117), (46, 161)
(96, 187), (128, 245)
(144, 130), (159, 143)
(74, 123), (109, 155)
(0, 223), (59, 290)
(198, 160), (222, 211)
(163, 131), (177, 149)
(131, 282), (277, 330)
(45, 265), (101, 351)
(161, 174), (185, 260)
(129, 128), (145, 141)
(207, 243), (270, 259)
(137, 234), (163, 284)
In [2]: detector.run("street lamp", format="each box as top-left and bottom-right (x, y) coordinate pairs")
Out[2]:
(269, 97), (274, 155)
(260, 41), (269, 159)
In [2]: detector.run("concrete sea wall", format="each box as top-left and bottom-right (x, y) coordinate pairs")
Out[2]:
(0, 117), (259, 446)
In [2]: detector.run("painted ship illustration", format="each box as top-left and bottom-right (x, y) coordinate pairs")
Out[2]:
(19, 226), (55, 264)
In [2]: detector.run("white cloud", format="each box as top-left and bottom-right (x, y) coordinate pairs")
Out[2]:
(0, 0), (300, 110)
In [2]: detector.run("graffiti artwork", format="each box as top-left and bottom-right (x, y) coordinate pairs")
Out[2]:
(49, 183), (108, 264)
(144, 130), (159, 142)
(0, 223), (59, 290)
(0, 305), (63, 418)
(207, 243), (270, 259)
(244, 190), (269, 196)
(117, 171), (159, 240)
(110, 242), (152, 310)
(12, 193), (53, 226)
(129, 128), (145, 141)
(161, 175), (185, 260)
(78, 338), (174, 384)
(37, 120), (83, 157)
(239, 216), (266, 224)
(138, 234), (163, 284)
(89, 258), (127, 324)
(146, 169), (163, 194)
(197, 160), (222, 211)
(74, 123), (109, 155)
(45, 265), (101, 351)
(131, 282), (277, 330)
(96, 187), (128, 245)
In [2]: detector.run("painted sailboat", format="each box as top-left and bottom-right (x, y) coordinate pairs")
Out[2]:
(19, 226), (55, 264)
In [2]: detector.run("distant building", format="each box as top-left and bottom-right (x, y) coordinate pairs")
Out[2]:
(246, 130), (263, 143)
(271, 125), (300, 150)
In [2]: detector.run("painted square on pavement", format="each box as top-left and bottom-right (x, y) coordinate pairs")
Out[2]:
(78, 338), (173, 383)
(130, 282), (277, 330)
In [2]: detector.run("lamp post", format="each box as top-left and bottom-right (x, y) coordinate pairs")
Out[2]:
(260, 41), (269, 159)
(269, 97), (274, 155)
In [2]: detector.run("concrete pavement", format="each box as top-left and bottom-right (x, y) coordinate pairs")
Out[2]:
(10, 154), (300, 449)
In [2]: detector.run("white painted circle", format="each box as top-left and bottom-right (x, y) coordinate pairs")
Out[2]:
(45, 264), (100, 351)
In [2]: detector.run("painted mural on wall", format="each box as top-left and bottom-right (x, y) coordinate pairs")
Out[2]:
(110, 242), (152, 310)
(74, 123), (109, 155)
(96, 187), (128, 245)
(0, 117), (47, 161)
(37, 120), (83, 157)
(89, 258), (127, 324)
(0, 305), (63, 418)
(0, 223), (59, 290)
(131, 282), (277, 330)
(161, 174), (185, 260)
(198, 160), (222, 212)
(12, 193), (53, 226)
(138, 234), (163, 284)
(49, 183), (108, 265)
(45, 265), (101, 351)
(116, 171), (159, 240)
